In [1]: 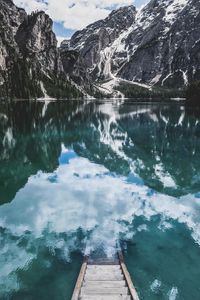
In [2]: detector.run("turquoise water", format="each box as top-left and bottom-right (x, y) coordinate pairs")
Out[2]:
(0, 100), (200, 299)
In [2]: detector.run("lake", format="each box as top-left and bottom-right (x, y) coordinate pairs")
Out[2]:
(0, 99), (200, 300)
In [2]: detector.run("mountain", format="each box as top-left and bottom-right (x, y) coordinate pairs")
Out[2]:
(0, 0), (200, 99)
(61, 0), (200, 97)
(0, 0), (83, 99)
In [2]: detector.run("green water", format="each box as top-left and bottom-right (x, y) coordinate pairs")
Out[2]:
(0, 100), (200, 299)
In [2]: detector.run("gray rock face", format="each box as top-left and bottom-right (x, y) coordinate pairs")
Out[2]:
(118, 0), (200, 88)
(63, 6), (137, 84)
(0, 0), (26, 84)
(67, 0), (200, 89)
(0, 0), (81, 99)
(15, 11), (59, 74)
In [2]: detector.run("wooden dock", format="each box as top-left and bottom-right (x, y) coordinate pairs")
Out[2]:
(71, 253), (140, 300)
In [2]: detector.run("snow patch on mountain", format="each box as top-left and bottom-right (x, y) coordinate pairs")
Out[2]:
(164, 0), (189, 25)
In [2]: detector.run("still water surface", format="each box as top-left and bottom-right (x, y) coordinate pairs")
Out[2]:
(0, 100), (200, 299)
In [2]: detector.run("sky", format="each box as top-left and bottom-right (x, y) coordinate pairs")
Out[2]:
(14, 0), (149, 43)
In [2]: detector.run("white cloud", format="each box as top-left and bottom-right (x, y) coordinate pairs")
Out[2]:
(1, 150), (200, 259)
(14, 0), (134, 30)
(14, 0), (47, 13)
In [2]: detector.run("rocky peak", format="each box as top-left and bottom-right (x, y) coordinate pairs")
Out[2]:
(71, 5), (136, 50)
(15, 11), (57, 57)
(65, 0), (200, 93)
(0, 0), (26, 33)
(0, 0), (82, 99)
(144, 0), (189, 27)
(117, 0), (199, 87)
(0, 0), (26, 76)
(67, 5), (137, 82)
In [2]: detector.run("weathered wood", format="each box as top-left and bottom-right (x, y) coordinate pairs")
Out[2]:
(71, 258), (88, 300)
(87, 265), (121, 271)
(83, 280), (126, 288)
(118, 252), (140, 300)
(88, 258), (119, 265)
(80, 296), (131, 300)
(85, 274), (124, 281)
(81, 287), (129, 295)
(86, 270), (123, 276)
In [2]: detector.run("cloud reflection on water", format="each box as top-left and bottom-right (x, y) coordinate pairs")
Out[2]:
(1, 100), (200, 298)
(1, 146), (200, 272)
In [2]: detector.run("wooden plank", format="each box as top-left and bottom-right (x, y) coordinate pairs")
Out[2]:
(85, 270), (122, 276)
(86, 268), (121, 272)
(71, 257), (88, 300)
(118, 252), (140, 300)
(88, 259), (119, 265)
(83, 280), (126, 288)
(80, 296), (131, 300)
(84, 274), (124, 281)
(81, 287), (129, 295)
(87, 265), (121, 270)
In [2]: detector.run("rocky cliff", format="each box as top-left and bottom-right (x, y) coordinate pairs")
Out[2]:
(0, 0), (82, 99)
(61, 0), (200, 96)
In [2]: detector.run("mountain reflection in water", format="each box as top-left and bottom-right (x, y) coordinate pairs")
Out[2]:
(0, 100), (200, 300)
